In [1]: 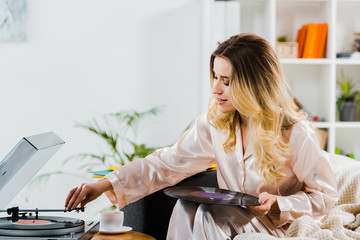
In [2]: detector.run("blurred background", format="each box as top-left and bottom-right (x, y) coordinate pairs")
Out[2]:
(0, 0), (212, 220)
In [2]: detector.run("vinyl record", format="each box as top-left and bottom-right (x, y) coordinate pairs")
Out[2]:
(164, 186), (259, 206)
(0, 216), (84, 237)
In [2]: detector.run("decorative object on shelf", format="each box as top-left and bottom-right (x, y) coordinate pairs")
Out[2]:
(340, 101), (357, 121)
(276, 35), (298, 58)
(353, 32), (360, 52)
(277, 35), (288, 42)
(296, 23), (328, 58)
(335, 147), (355, 159)
(352, 52), (360, 60)
(336, 52), (360, 60)
(338, 32), (360, 59)
(293, 97), (325, 123)
(336, 69), (360, 122)
(336, 52), (353, 58)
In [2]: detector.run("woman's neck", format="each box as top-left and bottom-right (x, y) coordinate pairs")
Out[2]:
(239, 115), (249, 154)
(239, 115), (248, 127)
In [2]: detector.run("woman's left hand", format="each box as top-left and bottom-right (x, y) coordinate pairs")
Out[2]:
(247, 192), (278, 217)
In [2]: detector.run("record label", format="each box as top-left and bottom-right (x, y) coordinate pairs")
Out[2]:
(196, 192), (230, 199)
(15, 220), (52, 225)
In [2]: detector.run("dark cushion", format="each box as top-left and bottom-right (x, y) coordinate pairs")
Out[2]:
(122, 170), (218, 240)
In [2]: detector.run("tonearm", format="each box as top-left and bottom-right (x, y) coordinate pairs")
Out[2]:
(0, 207), (84, 222)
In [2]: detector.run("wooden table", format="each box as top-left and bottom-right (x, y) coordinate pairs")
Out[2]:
(92, 231), (155, 240)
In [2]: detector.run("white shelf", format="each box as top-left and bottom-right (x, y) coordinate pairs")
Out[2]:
(280, 58), (332, 65)
(312, 122), (360, 129)
(280, 58), (360, 65)
(336, 59), (360, 65)
(335, 122), (360, 128)
(277, 0), (331, 3)
(337, 0), (360, 2)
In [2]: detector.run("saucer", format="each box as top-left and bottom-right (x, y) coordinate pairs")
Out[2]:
(99, 226), (132, 234)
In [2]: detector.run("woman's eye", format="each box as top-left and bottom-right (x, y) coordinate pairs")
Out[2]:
(224, 81), (229, 86)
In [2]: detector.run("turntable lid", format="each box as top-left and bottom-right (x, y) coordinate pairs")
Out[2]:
(0, 132), (65, 209)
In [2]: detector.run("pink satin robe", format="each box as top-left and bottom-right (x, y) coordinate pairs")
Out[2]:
(104, 113), (338, 239)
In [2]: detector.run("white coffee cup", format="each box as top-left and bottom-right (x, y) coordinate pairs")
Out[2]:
(98, 210), (124, 231)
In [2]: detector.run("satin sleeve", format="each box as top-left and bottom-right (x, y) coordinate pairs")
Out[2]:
(103, 113), (216, 209)
(272, 122), (338, 227)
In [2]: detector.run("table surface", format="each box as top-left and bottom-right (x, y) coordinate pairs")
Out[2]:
(92, 231), (156, 240)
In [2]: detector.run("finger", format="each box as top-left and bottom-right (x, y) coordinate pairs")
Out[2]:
(259, 192), (277, 206)
(262, 200), (272, 209)
(65, 187), (77, 208)
(258, 192), (270, 204)
(71, 184), (92, 210)
(252, 204), (268, 211)
(255, 197), (276, 214)
(67, 185), (84, 210)
(66, 187), (82, 209)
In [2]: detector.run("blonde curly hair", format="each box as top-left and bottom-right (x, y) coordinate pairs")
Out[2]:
(207, 33), (307, 187)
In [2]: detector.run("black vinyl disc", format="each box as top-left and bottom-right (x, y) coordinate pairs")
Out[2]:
(0, 216), (84, 237)
(164, 186), (260, 206)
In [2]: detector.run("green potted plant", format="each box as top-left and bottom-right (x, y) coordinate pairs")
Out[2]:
(336, 69), (360, 121)
(276, 35), (298, 58)
(31, 107), (162, 186)
(71, 107), (161, 168)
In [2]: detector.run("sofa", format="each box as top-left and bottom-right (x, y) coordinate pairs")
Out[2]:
(123, 154), (360, 240)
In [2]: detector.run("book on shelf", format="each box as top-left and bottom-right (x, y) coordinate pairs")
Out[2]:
(302, 23), (317, 58)
(296, 25), (307, 58)
(315, 23), (328, 58)
(296, 23), (328, 58)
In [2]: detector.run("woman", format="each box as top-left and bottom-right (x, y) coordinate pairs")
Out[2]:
(65, 33), (338, 239)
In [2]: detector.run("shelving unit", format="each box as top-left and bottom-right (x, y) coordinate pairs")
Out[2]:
(205, 0), (360, 157)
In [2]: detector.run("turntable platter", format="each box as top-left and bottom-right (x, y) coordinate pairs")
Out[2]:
(0, 216), (84, 237)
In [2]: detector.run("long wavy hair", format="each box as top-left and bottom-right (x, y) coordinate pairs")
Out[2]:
(207, 33), (307, 187)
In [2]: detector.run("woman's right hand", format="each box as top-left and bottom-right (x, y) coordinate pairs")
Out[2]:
(65, 178), (113, 211)
(247, 192), (278, 217)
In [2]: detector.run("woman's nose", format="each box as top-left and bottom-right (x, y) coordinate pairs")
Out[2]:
(212, 81), (223, 95)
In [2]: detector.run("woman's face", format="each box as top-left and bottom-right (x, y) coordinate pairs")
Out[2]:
(212, 57), (236, 113)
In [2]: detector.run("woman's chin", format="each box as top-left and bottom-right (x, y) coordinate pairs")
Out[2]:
(217, 107), (236, 114)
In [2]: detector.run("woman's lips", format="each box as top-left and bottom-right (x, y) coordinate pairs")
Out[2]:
(216, 98), (227, 105)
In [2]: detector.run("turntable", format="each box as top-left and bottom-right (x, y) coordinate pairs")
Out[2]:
(0, 132), (99, 239)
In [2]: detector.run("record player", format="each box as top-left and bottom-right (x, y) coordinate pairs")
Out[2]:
(0, 132), (99, 239)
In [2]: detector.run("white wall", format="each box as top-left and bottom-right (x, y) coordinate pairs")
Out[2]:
(0, 0), (206, 220)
